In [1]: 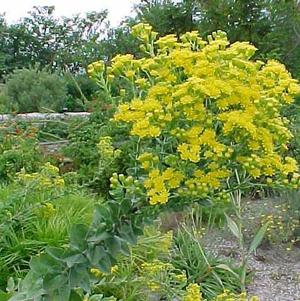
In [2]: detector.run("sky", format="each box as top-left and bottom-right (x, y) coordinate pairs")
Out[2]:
(0, 0), (140, 26)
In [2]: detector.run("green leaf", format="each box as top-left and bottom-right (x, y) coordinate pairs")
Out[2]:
(65, 254), (87, 268)
(120, 198), (132, 214)
(86, 245), (105, 266)
(49, 286), (71, 301)
(107, 200), (120, 220)
(5, 293), (27, 301)
(105, 236), (121, 257)
(69, 267), (90, 293)
(249, 222), (270, 254)
(0, 291), (12, 301)
(119, 223), (137, 245)
(225, 213), (240, 239)
(70, 224), (89, 252)
(97, 253), (112, 273)
(30, 254), (61, 275)
(119, 241), (130, 256)
(87, 231), (110, 243)
(6, 277), (14, 292)
(69, 291), (83, 301)
(216, 264), (239, 279)
(93, 204), (111, 224)
(43, 275), (68, 292)
(89, 295), (105, 301)
(46, 247), (65, 262)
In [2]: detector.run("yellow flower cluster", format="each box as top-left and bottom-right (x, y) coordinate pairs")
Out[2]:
(105, 23), (300, 204)
(138, 152), (159, 170)
(183, 283), (202, 301)
(90, 265), (118, 278)
(140, 259), (187, 293)
(141, 260), (173, 274)
(182, 286), (259, 301)
(144, 168), (185, 205)
(40, 202), (56, 218)
(87, 60), (105, 77)
(214, 290), (259, 301)
(97, 136), (121, 159)
(17, 162), (65, 190)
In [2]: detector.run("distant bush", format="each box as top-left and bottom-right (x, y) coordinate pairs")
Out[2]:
(2, 67), (68, 113)
(63, 74), (98, 112)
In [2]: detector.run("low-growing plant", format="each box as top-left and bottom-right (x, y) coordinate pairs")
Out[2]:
(255, 191), (300, 249)
(0, 164), (97, 289)
(0, 123), (42, 183)
(171, 226), (242, 299)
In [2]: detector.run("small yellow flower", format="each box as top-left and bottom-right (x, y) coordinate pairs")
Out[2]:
(90, 268), (102, 278)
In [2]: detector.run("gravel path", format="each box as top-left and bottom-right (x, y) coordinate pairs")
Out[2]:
(202, 196), (300, 301)
(247, 244), (300, 301)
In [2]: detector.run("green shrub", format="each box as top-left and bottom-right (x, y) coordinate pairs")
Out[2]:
(2, 67), (68, 113)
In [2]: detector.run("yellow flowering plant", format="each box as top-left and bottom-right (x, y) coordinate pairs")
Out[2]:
(17, 162), (65, 192)
(183, 284), (260, 301)
(89, 23), (300, 208)
(89, 24), (300, 294)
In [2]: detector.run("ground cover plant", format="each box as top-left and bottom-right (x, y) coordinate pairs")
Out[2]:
(0, 21), (298, 301)
(0, 162), (97, 290)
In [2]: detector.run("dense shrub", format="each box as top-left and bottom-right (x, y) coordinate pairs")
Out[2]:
(105, 24), (300, 206)
(2, 67), (68, 113)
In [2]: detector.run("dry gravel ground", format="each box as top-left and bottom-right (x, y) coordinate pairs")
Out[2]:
(247, 244), (300, 301)
(203, 197), (300, 301)
(205, 231), (300, 301)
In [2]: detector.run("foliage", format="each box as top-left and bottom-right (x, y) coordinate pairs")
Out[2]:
(0, 164), (96, 289)
(135, 0), (197, 37)
(64, 74), (98, 111)
(8, 171), (156, 300)
(248, 193), (300, 248)
(0, 6), (108, 79)
(0, 123), (42, 182)
(63, 113), (135, 194)
(172, 226), (242, 299)
(91, 226), (185, 300)
(99, 21), (142, 62)
(2, 67), (68, 113)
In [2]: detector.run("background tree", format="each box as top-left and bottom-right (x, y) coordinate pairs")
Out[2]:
(0, 6), (108, 80)
(135, 0), (199, 37)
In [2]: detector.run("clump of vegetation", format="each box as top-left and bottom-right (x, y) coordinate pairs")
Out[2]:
(0, 122), (43, 182)
(1, 67), (68, 113)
